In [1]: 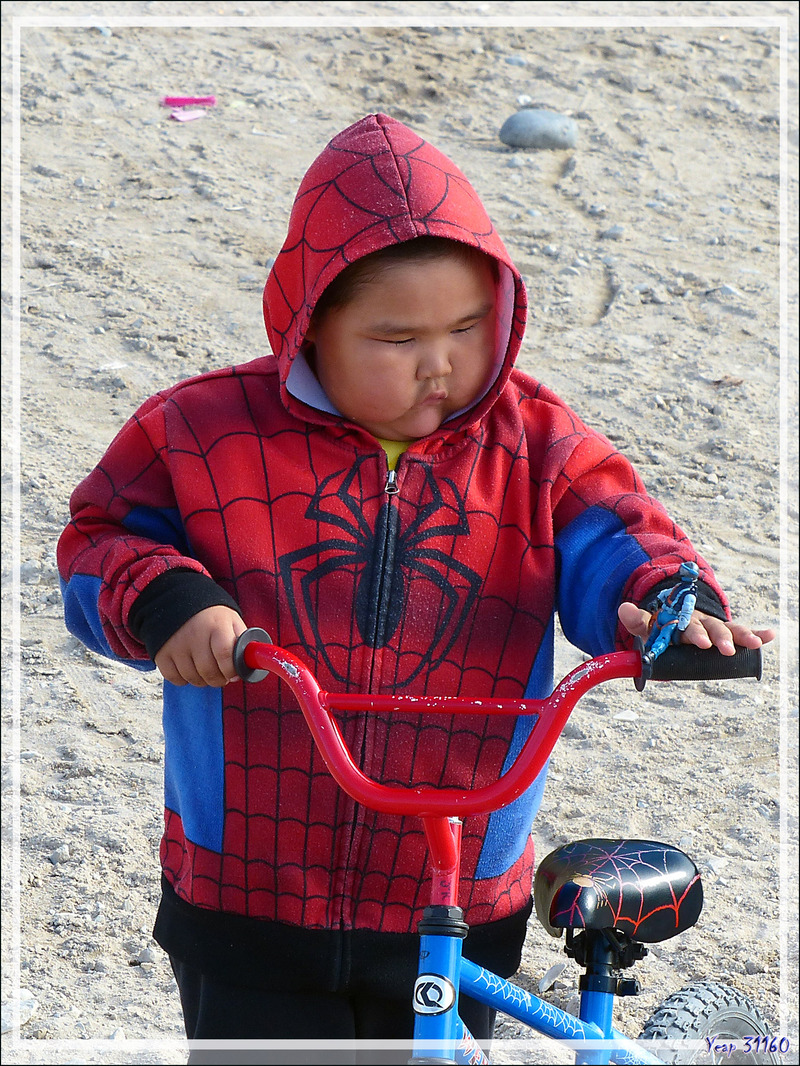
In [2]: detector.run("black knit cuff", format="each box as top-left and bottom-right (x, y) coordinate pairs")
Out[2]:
(128, 569), (242, 660)
(639, 578), (727, 621)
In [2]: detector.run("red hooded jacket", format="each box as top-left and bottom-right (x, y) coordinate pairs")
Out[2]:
(58, 115), (728, 985)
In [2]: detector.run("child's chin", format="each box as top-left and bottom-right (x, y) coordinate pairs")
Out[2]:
(365, 415), (439, 441)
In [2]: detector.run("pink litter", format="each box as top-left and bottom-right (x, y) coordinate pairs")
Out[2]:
(161, 95), (216, 108)
(169, 109), (208, 123)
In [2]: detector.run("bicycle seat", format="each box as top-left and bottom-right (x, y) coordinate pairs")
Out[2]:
(533, 838), (703, 943)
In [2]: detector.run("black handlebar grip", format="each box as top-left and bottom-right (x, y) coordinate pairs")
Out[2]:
(637, 642), (762, 689)
(233, 627), (274, 683)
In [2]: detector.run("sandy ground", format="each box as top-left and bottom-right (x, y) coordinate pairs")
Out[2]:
(2, 2), (798, 1063)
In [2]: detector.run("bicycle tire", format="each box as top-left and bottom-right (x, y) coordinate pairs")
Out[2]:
(638, 981), (780, 1064)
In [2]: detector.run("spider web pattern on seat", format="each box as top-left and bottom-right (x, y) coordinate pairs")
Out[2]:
(540, 839), (703, 942)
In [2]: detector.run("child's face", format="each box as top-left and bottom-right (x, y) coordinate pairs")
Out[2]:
(306, 253), (498, 441)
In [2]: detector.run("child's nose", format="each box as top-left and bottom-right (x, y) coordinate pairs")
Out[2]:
(417, 340), (452, 380)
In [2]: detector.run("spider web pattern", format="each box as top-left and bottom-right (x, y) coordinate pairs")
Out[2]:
(135, 362), (714, 932)
(467, 966), (587, 1038)
(263, 113), (527, 387)
(539, 839), (703, 942)
(153, 370), (554, 929)
(61, 357), (718, 933)
(59, 113), (724, 936)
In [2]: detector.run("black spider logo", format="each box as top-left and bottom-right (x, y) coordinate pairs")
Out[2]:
(279, 458), (481, 687)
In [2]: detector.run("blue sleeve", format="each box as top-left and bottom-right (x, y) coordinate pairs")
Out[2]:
(60, 573), (155, 671)
(59, 504), (191, 669)
(555, 506), (651, 656)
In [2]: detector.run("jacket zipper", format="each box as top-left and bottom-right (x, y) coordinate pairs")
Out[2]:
(368, 459), (403, 681)
(339, 456), (403, 930)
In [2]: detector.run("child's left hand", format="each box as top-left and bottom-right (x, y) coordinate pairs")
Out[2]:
(618, 602), (776, 656)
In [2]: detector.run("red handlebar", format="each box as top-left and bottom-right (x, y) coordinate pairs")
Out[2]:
(238, 633), (641, 819)
(235, 630), (760, 907)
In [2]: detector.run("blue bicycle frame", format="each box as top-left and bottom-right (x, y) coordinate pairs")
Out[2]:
(411, 924), (664, 1066)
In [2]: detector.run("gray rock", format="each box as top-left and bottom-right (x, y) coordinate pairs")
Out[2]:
(599, 224), (624, 241)
(1, 990), (38, 1033)
(499, 109), (578, 150)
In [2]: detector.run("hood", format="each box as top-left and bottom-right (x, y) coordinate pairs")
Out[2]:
(263, 112), (528, 431)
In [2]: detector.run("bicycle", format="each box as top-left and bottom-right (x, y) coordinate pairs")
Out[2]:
(231, 623), (779, 1066)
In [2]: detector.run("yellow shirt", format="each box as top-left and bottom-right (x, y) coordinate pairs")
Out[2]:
(377, 438), (410, 471)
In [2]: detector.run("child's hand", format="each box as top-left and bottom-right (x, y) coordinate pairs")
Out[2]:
(618, 602), (776, 656)
(154, 606), (248, 686)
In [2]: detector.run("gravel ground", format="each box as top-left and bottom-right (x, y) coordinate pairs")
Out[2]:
(2, 2), (798, 1063)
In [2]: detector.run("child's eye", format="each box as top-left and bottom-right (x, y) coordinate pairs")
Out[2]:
(453, 324), (476, 335)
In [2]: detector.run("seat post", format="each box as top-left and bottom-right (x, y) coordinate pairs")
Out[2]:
(575, 930), (617, 1066)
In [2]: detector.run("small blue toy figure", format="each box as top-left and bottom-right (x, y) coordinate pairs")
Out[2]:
(643, 561), (700, 665)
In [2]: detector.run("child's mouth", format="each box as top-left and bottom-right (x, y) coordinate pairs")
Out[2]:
(419, 390), (448, 406)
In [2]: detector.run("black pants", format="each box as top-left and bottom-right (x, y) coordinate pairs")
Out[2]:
(170, 956), (496, 1064)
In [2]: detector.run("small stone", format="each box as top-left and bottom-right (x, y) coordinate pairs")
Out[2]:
(49, 843), (70, 864)
(1, 991), (38, 1033)
(719, 72), (744, 91)
(33, 164), (63, 179)
(20, 561), (42, 584)
(600, 224), (624, 241)
(499, 109), (578, 150)
(613, 710), (638, 722)
(560, 720), (586, 740)
(538, 962), (567, 993)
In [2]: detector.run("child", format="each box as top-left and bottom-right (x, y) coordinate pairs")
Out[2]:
(57, 114), (773, 1062)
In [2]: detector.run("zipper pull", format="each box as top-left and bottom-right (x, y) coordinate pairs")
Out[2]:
(384, 469), (399, 495)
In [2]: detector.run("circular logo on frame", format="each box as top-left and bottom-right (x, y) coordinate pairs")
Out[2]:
(413, 974), (456, 1015)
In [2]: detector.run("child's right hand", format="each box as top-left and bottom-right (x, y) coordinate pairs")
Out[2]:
(154, 606), (248, 687)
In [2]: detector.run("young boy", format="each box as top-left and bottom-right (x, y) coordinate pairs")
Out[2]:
(57, 113), (773, 1061)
